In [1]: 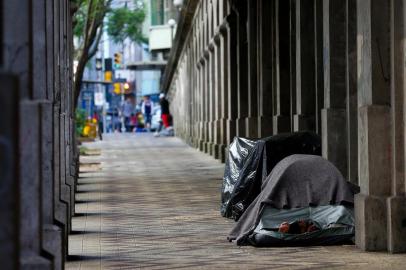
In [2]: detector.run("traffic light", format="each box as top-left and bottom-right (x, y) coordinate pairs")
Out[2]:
(113, 83), (121, 95)
(104, 71), (112, 82)
(114, 52), (122, 69)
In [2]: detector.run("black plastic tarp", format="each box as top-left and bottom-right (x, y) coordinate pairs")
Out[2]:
(221, 132), (321, 220)
(228, 154), (357, 246)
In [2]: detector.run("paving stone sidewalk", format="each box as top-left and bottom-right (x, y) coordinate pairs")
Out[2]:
(66, 133), (406, 270)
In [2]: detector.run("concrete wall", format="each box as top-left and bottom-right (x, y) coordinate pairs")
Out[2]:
(0, 0), (77, 268)
(163, 0), (406, 253)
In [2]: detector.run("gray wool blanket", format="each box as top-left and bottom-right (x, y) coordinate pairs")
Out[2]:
(228, 154), (355, 245)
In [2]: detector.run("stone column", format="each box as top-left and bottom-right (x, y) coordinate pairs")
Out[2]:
(387, 0), (406, 253)
(273, 0), (292, 134)
(203, 52), (210, 153)
(197, 62), (204, 150)
(19, 101), (52, 269)
(60, 113), (73, 234)
(207, 1), (215, 156)
(203, 2), (210, 153)
(219, 0), (230, 162)
(294, 0), (316, 132)
(197, 17), (203, 150)
(40, 102), (64, 269)
(257, 0), (274, 137)
(53, 105), (69, 254)
(226, 11), (239, 145)
(65, 0), (76, 221)
(346, 0), (359, 185)
(53, 0), (69, 252)
(0, 74), (19, 269)
(213, 35), (222, 159)
(211, 0), (220, 158)
(2, 0), (52, 267)
(321, 0), (348, 177)
(33, 1), (64, 267)
(245, 0), (259, 138)
(208, 43), (215, 155)
(314, 0), (324, 135)
(195, 37), (200, 149)
(234, 2), (249, 137)
(355, 0), (392, 251)
(289, 0), (297, 132)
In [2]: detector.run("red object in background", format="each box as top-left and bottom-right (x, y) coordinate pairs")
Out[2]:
(130, 115), (138, 126)
(162, 114), (170, 128)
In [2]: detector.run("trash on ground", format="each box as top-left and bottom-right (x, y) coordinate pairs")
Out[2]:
(227, 154), (358, 247)
(221, 132), (321, 220)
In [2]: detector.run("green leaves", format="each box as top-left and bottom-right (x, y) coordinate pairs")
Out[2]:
(73, 3), (86, 38)
(106, 5), (147, 44)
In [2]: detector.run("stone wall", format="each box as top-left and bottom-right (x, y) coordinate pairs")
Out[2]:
(163, 0), (406, 253)
(0, 0), (78, 268)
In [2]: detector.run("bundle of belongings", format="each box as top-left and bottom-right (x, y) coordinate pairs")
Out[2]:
(221, 132), (322, 221)
(221, 132), (359, 247)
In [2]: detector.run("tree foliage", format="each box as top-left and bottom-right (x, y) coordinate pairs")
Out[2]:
(107, 6), (147, 44)
(72, 0), (111, 107)
(71, 0), (146, 107)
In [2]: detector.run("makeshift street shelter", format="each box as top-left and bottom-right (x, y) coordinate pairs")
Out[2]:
(221, 132), (321, 220)
(228, 155), (357, 246)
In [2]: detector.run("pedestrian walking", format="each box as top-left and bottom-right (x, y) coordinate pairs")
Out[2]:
(122, 97), (134, 132)
(141, 95), (154, 131)
(159, 93), (170, 128)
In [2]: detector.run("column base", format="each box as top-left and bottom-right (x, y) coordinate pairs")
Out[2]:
(207, 142), (214, 155)
(212, 143), (220, 159)
(218, 144), (227, 163)
(60, 182), (71, 233)
(42, 224), (64, 270)
(68, 174), (76, 218)
(20, 252), (52, 270)
(198, 139), (205, 151)
(236, 117), (246, 137)
(208, 121), (215, 156)
(387, 196), (406, 253)
(219, 118), (228, 145)
(258, 116), (274, 138)
(245, 117), (258, 138)
(355, 193), (387, 251)
(204, 142), (211, 154)
(273, 115), (291, 134)
(226, 119), (237, 145)
(293, 114), (315, 132)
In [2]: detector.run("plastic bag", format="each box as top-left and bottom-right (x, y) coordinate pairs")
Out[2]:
(221, 132), (321, 220)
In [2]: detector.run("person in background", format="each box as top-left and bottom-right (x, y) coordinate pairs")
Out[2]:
(122, 97), (134, 132)
(141, 95), (154, 131)
(159, 93), (170, 129)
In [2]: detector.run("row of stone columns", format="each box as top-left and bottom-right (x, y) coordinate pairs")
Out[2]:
(355, 0), (406, 253)
(0, 0), (78, 268)
(167, 0), (406, 253)
(169, 0), (324, 160)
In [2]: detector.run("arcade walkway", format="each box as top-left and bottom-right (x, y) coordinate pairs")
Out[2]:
(66, 134), (405, 270)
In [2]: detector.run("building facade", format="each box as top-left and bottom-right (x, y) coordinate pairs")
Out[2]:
(163, 0), (406, 253)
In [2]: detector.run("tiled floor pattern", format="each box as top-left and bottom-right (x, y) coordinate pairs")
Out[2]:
(66, 133), (406, 270)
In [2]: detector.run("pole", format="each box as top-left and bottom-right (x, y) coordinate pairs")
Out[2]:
(103, 85), (107, 134)
(121, 89), (125, 132)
